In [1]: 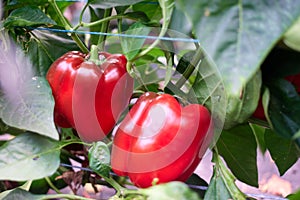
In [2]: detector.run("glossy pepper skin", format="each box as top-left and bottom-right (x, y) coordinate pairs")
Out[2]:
(111, 92), (213, 188)
(46, 51), (134, 142)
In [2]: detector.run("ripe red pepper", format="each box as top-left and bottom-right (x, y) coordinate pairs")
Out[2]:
(111, 92), (213, 188)
(252, 97), (266, 120)
(46, 49), (134, 142)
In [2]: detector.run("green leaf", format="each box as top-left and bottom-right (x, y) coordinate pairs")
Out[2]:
(176, 0), (300, 96)
(0, 188), (42, 200)
(141, 182), (201, 200)
(121, 22), (152, 61)
(45, 2), (73, 27)
(223, 70), (262, 130)
(190, 47), (227, 145)
(0, 77), (59, 140)
(0, 119), (24, 135)
(288, 189), (300, 200)
(7, 0), (48, 6)
(164, 56), (174, 88)
(89, 0), (145, 9)
(169, 6), (191, 36)
(89, 6), (105, 46)
(265, 129), (300, 175)
(204, 153), (246, 200)
(216, 124), (258, 187)
(27, 29), (81, 76)
(124, 11), (151, 23)
(204, 169), (232, 200)
(250, 123), (266, 154)
(132, 0), (162, 22)
(0, 132), (60, 181)
(88, 141), (111, 178)
(176, 51), (195, 75)
(4, 6), (56, 28)
(284, 17), (300, 52)
(266, 78), (300, 143)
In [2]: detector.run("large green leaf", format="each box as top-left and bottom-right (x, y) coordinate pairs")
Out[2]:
(27, 29), (81, 76)
(7, 0), (48, 6)
(4, 6), (56, 28)
(0, 35), (58, 140)
(266, 78), (300, 143)
(284, 17), (300, 52)
(169, 6), (191, 36)
(176, 0), (300, 96)
(216, 124), (258, 187)
(265, 129), (300, 175)
(0, 77), (59, 140)
(132, 0), (162, 22)
(0, 132), (60, 181)
(121, 22), (152, 60)
(0, 188), (42, 200)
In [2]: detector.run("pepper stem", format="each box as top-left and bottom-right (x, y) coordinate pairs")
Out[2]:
(88, 45), (102, 65)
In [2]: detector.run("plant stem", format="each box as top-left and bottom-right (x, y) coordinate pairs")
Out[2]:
(175, 48), (204, 88)
(79, 2), (89, 26)
(97, 8), (112, 51)
(45, 177), (62, 194)
(101, 176), (124, 196)
(48, 0), (88, 53)
(88, 45), (101, 65)
(82, 15), (124, 28)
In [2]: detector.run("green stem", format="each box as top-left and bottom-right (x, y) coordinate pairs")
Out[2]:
(97, 8), (112, 51)
(79, 2), (89, 26)
(102, 176), (123, 196)
(82, 15), (124, 28)
(48, 0), (88, 53)
(88, 45), (100, 64)
(132, 5), (170, 62)
(175, 48), (204, 88)
(45, 177), (62, 194)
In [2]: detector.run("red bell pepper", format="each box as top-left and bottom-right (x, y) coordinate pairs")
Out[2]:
(46, 49), (134, 142)
(111, 92), (213, 188)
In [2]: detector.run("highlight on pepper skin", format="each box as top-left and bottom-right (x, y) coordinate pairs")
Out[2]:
(46, 49), (134, 143)
(111, 92), (214, 188)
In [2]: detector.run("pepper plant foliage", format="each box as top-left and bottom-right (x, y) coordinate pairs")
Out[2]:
(0, 0), (300, 199)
